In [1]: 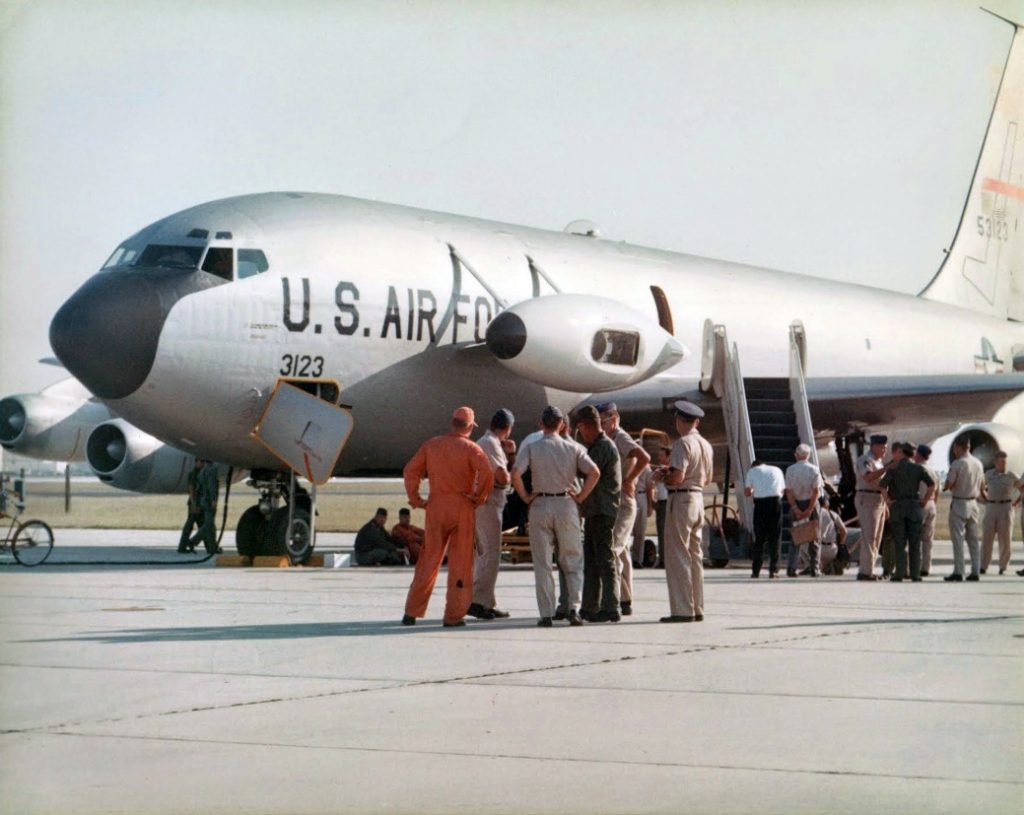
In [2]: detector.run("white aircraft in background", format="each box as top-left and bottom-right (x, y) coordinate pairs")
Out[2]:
(14, 8), (1024, 561)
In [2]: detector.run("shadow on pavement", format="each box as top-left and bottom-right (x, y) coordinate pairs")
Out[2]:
(19, 617), (537, 644)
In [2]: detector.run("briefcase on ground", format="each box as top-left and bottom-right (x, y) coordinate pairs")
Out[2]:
(789, 517), (818, 545)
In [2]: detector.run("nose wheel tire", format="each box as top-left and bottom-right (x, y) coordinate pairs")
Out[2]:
(236, 506), (266, 558)
(269, 507), (313, 564)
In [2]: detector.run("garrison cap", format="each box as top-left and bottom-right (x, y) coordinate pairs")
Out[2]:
(673, 399), (705, 419)
(596, 401), (619, 416)
(541, 405), (563, 424)
(916, 444), (932, 458)
(869, 434), (888, 445)
(490, 408), (514, 429)
(575, 405), (601, 424)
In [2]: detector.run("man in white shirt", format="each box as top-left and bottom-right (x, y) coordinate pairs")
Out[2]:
(743, 459), (786, 578)
(784, 444), (823, 578)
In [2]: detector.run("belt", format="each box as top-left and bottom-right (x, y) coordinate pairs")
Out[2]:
(668, 487), (702, 493)
(952, 496), (978, 501)
(537, 492), (569, 497)
(856, 489), (881, 494)
(989, 499), (1011, 504)
(753, 495), (782, 501)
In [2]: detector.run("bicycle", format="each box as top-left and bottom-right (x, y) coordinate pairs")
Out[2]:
(0, 474), (54, 567)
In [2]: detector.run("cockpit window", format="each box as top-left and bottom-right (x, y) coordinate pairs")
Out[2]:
(102, 246), (139, 269)
(137, 244), (204, 269)
(201, 247), (233, 281)
(237, 249), (270, 279)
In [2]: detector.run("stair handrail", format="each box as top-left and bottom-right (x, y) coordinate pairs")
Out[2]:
(788, 323), (819, 469)
(715, 324), (755, 534)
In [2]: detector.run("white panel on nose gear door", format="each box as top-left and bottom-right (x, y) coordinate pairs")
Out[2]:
(250, 381), (354, 484)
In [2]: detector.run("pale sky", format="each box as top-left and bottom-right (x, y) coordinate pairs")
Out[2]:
(0, 0), (1013, 395)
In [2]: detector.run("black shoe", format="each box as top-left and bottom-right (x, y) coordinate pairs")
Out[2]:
(632, 560), (643, 569)
(1018, 568), (1024, 576)
(980, 568), (987, 574)
(655, 561), (664, 569)
(920, 571), (929, 577)
(620, 602), (632, 616)
(659, 615), (695, 623)
(592, 610), (621, 623)
(751, 573), (760, 579)
(787, 569), (797, 578)
(467, 603), (495, 620)
(443, 619), (466, 627)
(177, 548), (190, 554)
(769, 571), (778, 579)
(401, 614), (416, 626)
(999, 568), (1006, 575)
(490, 607), (510, 618)
(912, 578), (922, 582)
(579, 609), (595, 622)
(965, 574), (980, 582)
(856, 574), (877, 582)
(566, 610), (583, 627)
(694, 614), (704, 622)
(944, 574), (964, 582)
(552, 609), (568, 621)
(537, 617), (553, 627)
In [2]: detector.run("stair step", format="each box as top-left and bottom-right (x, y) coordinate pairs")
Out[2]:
(750, 423), (800, 437)
(746, 398), (793, 412)
(747, 410), (796, 423)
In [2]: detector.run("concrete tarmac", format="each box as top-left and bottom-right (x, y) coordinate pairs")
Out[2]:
(1, 530), (1022, 815)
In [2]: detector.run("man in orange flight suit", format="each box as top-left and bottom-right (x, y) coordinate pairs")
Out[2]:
(401, 406), (494, 627)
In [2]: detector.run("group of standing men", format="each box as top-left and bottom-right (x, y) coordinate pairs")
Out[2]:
(398, 399), (713, 627)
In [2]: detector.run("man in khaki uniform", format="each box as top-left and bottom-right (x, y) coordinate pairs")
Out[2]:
(854, 434), (888, 581)
(913, 444), (939, 576)
(468, 408), (516, 620)
(944, 438), (984, 582)
(512, 405), (599, 627)
(653, 400), (713, 623)
(785, 444), (824, 577)
(981, 451), (1018, 575)
(598, 403), (651, 616)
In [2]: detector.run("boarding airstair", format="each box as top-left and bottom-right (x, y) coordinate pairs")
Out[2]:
(704, 322), (818, 562)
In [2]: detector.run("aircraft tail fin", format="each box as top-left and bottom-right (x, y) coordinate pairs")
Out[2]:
(920, 7), (1024, 321)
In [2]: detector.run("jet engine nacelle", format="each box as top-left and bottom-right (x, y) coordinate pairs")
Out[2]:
(0, 384), (112, 461)
(86, 419), (195, 493)
(927, 422), (1023, 476)
(485, 294), (688, 392)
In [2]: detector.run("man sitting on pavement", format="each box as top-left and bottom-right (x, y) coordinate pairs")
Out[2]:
(355, 508), (407, 566)
(391, 508), (424, 565)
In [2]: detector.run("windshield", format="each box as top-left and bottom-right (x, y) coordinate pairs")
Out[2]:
(136, 244), (205, 269)
(102, 245), (140, 269)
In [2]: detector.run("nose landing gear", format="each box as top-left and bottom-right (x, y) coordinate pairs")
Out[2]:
(236, 469), (315, 563)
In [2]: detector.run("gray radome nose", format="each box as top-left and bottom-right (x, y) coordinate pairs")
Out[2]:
(50, 266), (226, 401)
(49, 270), (165, 400)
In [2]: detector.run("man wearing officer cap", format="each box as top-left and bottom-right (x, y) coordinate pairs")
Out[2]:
(853, 433), (889, 580)
(652, 399), (713, 622)
(401, 406), (494, 627)
(468, 408), (516, 620)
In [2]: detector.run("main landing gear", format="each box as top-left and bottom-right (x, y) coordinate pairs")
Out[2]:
(236, 468), (315, 564)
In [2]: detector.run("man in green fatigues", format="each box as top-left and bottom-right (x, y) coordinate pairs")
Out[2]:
(178, 459), (204, 553)
(881, 442), (935, 581)
(575, 405), (622, 623)
(189, 460), (220, 555)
